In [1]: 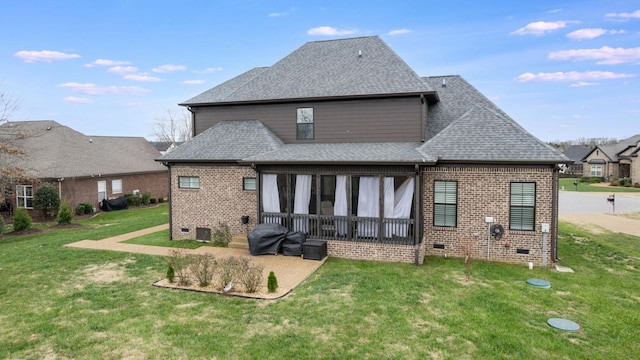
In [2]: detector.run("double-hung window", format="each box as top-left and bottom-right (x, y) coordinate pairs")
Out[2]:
(16, 185), (33, 209)
(510, 182), (535, 231)
(590, 165), (602, 177)
(296, 107), (314, 140)
(434, 181), (457, 227)
(178, 176), (200, 189)
(112, 179), (123, 194)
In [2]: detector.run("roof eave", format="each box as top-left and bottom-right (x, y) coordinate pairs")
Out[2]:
(180, 91), (438, 107)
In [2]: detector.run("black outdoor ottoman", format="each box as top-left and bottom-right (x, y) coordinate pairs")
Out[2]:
(303, 240), (327, 260)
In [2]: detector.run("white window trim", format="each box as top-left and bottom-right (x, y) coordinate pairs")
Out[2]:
(16, 184), (34, 209)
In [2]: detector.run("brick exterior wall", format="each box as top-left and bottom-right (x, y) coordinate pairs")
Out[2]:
(169, 165), (257, 240)
(60, 172), (169, 210)
(10, 171), (168, 220)
(422, 165), (555, 267)
(327, 240), (426, 264)
(168, 164), (558, 267)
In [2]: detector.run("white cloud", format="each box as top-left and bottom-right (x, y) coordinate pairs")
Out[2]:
(307, 26), (358, 36)
(269, 8), (295, 17)
(549, 46), (640, 64)
(152, 64), (186, 73)
(108, 66), (138, 74)
(85, 59), (130, 67)
(57, 82), (150, 95)
(193, 67), (223, 74)
(570, 81), (599, 87)
(14, 50), (81, 63)
(511, 20), (576, 36)
(605, 10), (640, 20)
(515, 70), (635, 82)
(124, 73), (163, 82)
(63, 96), (94, 104)
(182, 79), (205, 85)
(566, 28), (625, 40)
(388, 29), (411, 36)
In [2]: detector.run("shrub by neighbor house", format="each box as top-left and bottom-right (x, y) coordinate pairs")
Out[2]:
(13, 208), (32, 232)
(57, 202), (73, 225)
(33, 183), (60, 219)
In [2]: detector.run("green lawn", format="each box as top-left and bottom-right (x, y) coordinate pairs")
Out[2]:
(1, 204), (639, 359)
(560, 177), (640, 193)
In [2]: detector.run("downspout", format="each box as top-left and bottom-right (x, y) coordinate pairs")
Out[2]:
(187, 106), (197, 138)
(57, 178), (63, 200)
(420, 94), (426, 142)
(414, 165), (422, 265)
(551, 165), (559, 263)
(163, 162), (173, 240)
(255, 165), (261, 226)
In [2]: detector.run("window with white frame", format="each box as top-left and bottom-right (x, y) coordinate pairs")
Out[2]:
(296, 107), (314, 140)
(510, 182), (535, 231)
(16, 185), (33, 209)
(112, 179), (123, 194)
(178, 176), (200, 189)
(434, 181), (457, 227)
(590, 165), (603, 177)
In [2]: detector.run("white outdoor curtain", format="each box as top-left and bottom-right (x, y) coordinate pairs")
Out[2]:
(392, 177), (415, 236)
(357, 176), (379, 237)
(293, 174), (312, 233)
(383, 177), (395, 237)
(261, 174), (280, 224)
(334, 175), (348, 236)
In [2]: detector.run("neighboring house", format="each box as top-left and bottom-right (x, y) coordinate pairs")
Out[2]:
(581, 135), (640, 182)
(562, 145), (592, 175)
(151, 141), (182, 156)
(159, 36), (569, 266)
(0, 120), (168, 217)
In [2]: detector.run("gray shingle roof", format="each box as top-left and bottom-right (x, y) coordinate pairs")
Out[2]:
(420, 76), (569, 163)
(562, 145), (592, 164)
(159, 120), (283, 161)
(242, 142), (436, 164)
(592, 134), (640, 161)
(0, 120), (166, 178)
(181, 36), (434, 105)
(169, 38), (568, 166)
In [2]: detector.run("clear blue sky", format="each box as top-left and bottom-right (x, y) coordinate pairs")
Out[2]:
(1, 0), (638, 142)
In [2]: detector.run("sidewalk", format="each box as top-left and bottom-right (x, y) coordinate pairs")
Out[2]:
(65, 224), (326, 299)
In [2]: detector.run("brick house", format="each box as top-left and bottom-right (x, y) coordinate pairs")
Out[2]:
(581, 135), (640, 182)
(160, 36), (569, 266)
(0, 120), (168, 218)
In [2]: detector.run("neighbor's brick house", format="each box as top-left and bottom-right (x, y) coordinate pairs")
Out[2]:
(160, 36), (569, 266)
(0, 120), (168, 218)
(581, 135), (640, 182)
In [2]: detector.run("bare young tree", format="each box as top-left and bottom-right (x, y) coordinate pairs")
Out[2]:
(1, 80), (20, 123)
(151, 108), (193, 143)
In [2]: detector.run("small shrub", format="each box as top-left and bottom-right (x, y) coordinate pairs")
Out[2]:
(166, 265), (175, 283)
(189, 254), (217, 287)
(33, 183), (60, 219)
(141, 191), (151, 205)
(634, 183), (640, 188)
(149, 198), (157, 204)
(623, 183), (632, 188)
(267, 271), (278, 293)
(579, 177), (590, 183)
(166, 249), (193, 286)
(125, 193), (142, 207)
(610, 180), (619, 186)
(158, 197), (165, 203)
(590, 177), (601, 183)
(13, 208), (32, 232)
(217, 256), (243, 290)
(241, 262), (264, 293)
(57, 202), (73, 225)
(0, 216), (4, 234)
(76, 202), (93, 215)
(212, 223), (232, 247)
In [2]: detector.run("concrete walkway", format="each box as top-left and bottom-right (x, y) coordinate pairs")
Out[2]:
(65, 224), (326, 299)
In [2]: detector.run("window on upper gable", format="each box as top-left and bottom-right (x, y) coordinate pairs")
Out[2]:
(296, 107), (314, 140)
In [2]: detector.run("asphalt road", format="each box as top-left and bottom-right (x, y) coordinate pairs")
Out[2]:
(559, 191), (640, 214)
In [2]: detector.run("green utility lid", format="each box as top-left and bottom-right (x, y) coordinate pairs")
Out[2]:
(527, 278), (551, 289)
(547, 318), (580, 332)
